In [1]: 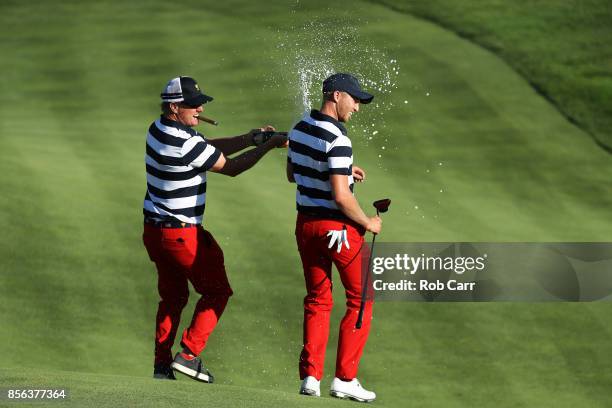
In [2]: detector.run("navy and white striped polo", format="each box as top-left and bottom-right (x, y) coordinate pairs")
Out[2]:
(143, 116), (221, 225)
(287, 110), (354, 220)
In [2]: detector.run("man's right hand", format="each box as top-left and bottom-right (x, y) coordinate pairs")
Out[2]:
(366, 215), (382, 234)
(270, 133), (288, 148)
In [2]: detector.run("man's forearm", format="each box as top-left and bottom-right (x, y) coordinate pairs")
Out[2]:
(335, 194), (370, 228)
(208, 134), (253, 156)
(218, 141), (275, 177)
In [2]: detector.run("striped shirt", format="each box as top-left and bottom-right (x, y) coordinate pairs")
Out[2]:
(143, 116), (221, 225)
(287, 110), (354, 220)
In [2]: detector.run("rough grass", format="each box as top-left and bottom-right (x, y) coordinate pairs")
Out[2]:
(371, 0), (612, 151)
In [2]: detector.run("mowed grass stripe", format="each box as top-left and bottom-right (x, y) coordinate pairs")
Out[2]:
(0, 3), (160, 364)
(0, 123), (152, 372)
(1, 1), (612, 407)
(0, 2), (173, 373)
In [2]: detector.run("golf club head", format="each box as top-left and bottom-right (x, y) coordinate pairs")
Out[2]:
(373, 198), (391, 213)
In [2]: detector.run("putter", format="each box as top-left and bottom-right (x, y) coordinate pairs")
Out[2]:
(356, 198), (391, 329)
(197, 115), (219, 126)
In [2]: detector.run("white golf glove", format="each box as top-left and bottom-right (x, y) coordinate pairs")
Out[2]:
(327, 226), (350, 253)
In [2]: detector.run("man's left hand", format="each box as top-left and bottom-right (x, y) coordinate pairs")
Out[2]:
(352, 165), (366, 182)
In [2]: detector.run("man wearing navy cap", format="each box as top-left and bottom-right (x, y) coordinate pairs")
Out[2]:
(143, 76), (287, 382)
(286, 73), (381, 402)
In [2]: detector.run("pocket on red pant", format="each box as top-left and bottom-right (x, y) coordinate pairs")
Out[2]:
(158, 229), (197, 268)
(161, 236), (186, 250)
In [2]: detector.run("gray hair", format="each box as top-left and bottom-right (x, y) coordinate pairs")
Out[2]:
(161, 102), (174, 116)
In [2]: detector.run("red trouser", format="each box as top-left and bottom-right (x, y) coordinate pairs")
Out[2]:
(295, 214), (373, 381)
(143, 224), (233, 365)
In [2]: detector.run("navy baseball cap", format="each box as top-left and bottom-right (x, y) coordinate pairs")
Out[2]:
(322, 73), (374, 104)
(160, 76), (213, 107)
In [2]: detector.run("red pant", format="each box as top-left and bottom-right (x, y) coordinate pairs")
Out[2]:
(143, 224), (233, 365)
(295, 214), (373, 381)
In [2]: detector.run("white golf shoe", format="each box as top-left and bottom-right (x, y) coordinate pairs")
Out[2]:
(299, 376), (321, 397)
(330, 377), (376, 402)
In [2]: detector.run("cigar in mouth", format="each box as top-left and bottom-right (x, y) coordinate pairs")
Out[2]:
(197, 116), (219, 126)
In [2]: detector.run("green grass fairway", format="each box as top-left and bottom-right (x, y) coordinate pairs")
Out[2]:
(0, 368), (355, 408)
(1, 0), (611, 407)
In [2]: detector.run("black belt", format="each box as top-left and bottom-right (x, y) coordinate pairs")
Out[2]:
(297, 211), (350, 222)
(144, 217), (197, 228)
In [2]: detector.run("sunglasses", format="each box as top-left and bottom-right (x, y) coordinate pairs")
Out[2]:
(178, 102), (202, 109)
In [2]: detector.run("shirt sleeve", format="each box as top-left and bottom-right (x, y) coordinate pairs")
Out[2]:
(327, 136), (353, 175)
(181, 135), (222, 171)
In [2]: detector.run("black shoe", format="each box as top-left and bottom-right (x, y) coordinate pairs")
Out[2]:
(171, 352), (214, 383)
(153, 363), (176, 380)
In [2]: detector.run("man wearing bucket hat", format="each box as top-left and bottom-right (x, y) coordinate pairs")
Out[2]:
(286, 73), (381, 402)
(143, 76), (287, 382)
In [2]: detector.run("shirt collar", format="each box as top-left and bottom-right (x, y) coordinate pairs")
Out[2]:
(310, 110), (347, 135)
(159, 115), (196, 134)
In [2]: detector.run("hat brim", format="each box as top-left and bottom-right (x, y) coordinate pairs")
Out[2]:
(349, 90), (374, 104)
(183, 93), (214, 107)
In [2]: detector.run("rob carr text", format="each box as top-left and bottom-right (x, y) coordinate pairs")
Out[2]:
(374, 279), (476, 291)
